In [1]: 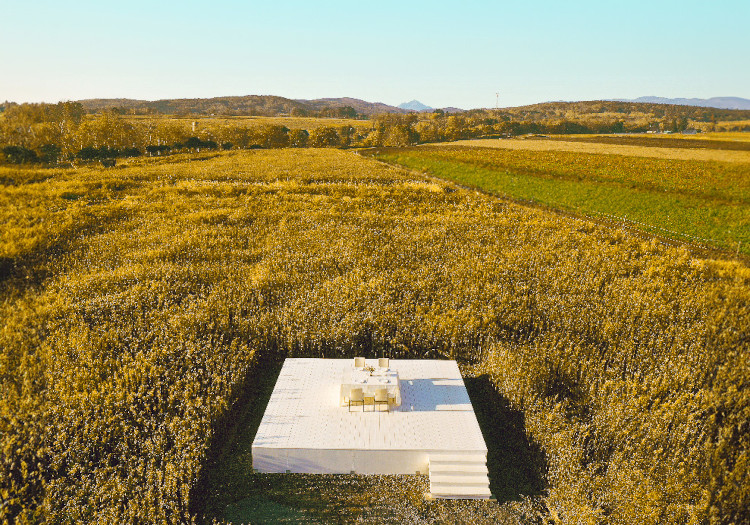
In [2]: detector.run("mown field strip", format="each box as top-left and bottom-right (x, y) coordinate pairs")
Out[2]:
(444, 138), (750, 163)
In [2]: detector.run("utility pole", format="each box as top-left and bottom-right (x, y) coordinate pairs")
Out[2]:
(495, 92), (499, 109)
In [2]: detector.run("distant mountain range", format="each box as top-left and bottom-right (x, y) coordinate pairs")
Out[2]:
(73, 95), (467, 117)
(618, 96), (750, 110)
(76, 95), (415, 117)
(301, 97), (408, 115)
(55, 94), (750, 118)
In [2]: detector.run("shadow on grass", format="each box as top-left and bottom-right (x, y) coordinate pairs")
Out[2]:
(463, 374), (548, 502)
(0, 207), (132, 294)
(189, 352), (286, 522)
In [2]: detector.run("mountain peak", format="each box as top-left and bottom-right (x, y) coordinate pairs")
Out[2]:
(398, 100), (433, 112)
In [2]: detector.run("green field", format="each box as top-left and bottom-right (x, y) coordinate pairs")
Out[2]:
(371, 145), (750, 255)
(2, 148), (749, 524)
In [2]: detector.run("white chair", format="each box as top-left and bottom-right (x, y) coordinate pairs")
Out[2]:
(349, 387), (364, 411)
(354, 357), (366, 368)
(375, 388), (389, 412)
(388, 393), (397, 408)
(363, 391), (375, 411)
(378, 357), (389, 369)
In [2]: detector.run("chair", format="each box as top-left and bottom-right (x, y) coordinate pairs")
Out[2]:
(354, 357), (366, 368)
(349, 387), (364, 412)
(375, 388), (389, 412)
(388, 394), (397, 409)
(363, 392), (375, 411)
(378, 357), (389, 369)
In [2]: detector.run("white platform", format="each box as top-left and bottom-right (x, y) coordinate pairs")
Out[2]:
(252, 358), (489, 490)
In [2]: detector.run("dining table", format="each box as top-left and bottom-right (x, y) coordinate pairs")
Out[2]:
(340, 366), (401, 406)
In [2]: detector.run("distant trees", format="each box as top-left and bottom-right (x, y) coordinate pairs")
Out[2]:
(664, 118), (690, 133)
(0, 108), (674, 166)
(76, 110), (140, 152)
(1, 101), (85, 129)
(300, 105), (361, 119)
(215, 125), (254, 149)
(444, 115), (469, 141)
(76, 146), (102, 161)
(289, 129), (309, 148)
(184, 137), (218, 151)
(367, 114), (419, 146)
(185, 137), (204, 149)
(146, 145), (171, 156)
(2, 100), (746, 166)
(0, 101), (85, 151)
(76, 145), (141, 161)
(2, 143), (140, 165)
(309, 127), (341, 148)
(329, 106), (358, 119)
(39, 144), (61, 164)
(2, 145), (38, 164)
(414, 120), (444, 143)
(338, 125), (356, 147)
(547, 120), (590, 134)
(260, 125), (290, 148)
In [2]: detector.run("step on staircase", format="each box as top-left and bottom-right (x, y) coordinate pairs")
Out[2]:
(428, 452), (492, 499)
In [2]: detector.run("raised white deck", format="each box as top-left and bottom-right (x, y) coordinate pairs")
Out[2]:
(252, 358), (491, 499)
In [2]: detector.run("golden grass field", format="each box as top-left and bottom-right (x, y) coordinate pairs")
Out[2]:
(2, 148), (748, 523)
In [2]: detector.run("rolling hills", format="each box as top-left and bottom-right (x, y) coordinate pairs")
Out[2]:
(76, 95), (409, 117)
(623, 96), (750, 110)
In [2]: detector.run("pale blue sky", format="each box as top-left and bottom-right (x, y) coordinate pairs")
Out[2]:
(1, 0), (748, 109)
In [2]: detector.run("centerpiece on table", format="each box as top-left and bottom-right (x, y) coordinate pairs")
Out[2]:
(364, 365), (376, 376)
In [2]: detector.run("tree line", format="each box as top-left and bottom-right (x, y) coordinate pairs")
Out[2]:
(2, 101), (749, 165)
(0, 105), (422, 164)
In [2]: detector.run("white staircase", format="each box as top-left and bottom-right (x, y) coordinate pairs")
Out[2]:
(428, 452), (492, 499)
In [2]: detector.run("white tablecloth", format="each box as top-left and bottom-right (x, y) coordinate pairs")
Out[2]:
(340, 367), (401, 406)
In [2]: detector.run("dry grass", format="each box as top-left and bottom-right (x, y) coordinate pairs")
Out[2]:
(2, 148), (748, 524)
